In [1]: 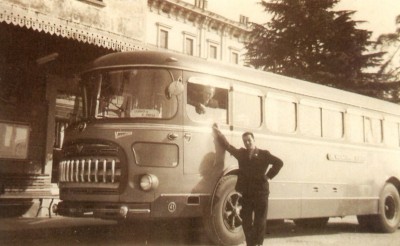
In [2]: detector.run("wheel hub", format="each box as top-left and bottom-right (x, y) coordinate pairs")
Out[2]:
(223, 192), (242, 231)
(385, 196), (396, 220)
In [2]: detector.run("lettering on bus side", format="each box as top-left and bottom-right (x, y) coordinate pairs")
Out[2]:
(326, 153), (365, 163)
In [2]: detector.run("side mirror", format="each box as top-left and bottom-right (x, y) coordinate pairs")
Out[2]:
(167, 76), (184, 98)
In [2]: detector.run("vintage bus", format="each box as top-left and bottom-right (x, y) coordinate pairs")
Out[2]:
(54, 51), (400, 245)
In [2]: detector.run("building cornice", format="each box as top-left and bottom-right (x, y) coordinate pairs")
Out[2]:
(148, 0), (251, 39)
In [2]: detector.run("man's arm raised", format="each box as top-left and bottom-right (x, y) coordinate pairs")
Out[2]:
(212, 123), (240, 158)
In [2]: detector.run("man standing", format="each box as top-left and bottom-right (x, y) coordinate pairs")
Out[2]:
(212, 124), (283, 246)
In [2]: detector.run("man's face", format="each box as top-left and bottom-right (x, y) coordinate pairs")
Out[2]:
(242, 134), (255, 150)
(202, 87), (214, 104)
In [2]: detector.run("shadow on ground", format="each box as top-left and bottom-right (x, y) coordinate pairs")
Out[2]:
(0, 217), (388, 245)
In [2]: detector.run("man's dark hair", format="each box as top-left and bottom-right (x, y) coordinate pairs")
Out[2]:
(242, 131), (254, 139)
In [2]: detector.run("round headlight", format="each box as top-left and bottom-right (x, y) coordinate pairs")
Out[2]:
(140, 174), (159, 191)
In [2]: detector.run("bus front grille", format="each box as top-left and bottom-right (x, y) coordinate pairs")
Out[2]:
(59, 157), (121, 184)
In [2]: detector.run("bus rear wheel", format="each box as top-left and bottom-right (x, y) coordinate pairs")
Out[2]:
(371, 183), (400, 233)
(203, 175), (245, 246)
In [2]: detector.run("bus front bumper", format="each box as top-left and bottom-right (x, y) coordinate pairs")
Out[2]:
(54, 201), (151, 219)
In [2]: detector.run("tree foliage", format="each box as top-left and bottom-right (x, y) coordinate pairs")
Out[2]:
(375, 15), (400, 82)
(245, 0), (381, 90)
(367, 14), (400, 103)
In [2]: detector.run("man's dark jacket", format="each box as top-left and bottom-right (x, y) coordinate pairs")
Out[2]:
(215, 131), (283, 196)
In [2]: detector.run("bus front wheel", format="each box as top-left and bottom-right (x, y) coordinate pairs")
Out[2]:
(372, 183), (400, 232)
(203, 175), (245, 246)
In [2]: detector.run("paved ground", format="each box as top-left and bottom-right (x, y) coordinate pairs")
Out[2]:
(0, 216), (399, 245)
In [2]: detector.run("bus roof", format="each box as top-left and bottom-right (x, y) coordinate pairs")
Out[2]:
(85, 51), (400, 117)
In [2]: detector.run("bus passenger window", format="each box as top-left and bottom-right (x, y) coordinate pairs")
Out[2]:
(299, 104), (321, 137)
(364, 117), (383, 144)
(322, 109), (344, 139)
(266, 97), (296, 133)
(384, 121), (399, 147)
(188, 85), (219, 114)
(233, 92), (262, 128)
(398, 123), (400, 147)
(347, 113), (364, 143)
(186, 82), (228, 124)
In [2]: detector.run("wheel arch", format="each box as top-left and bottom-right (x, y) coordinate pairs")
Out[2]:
(209, 168), (239, 207)
(223, 167), (239, 177)
(386, 177), (400, 195)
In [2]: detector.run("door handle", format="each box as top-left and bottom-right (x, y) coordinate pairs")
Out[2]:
(167, 133), (178, 140)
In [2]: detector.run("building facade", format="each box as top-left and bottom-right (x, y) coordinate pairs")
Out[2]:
(146, 0), (251, 65)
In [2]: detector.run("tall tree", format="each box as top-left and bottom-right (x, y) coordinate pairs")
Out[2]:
(375, 15), (400, 80)
(353, 15), (400, 103)
(245, 0), (380, 90)
(369, 14), (400, 102)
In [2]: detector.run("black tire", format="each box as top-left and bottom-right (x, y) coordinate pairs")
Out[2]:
(371, 183), (400, 233)
(203, 175), (244, 246)
(293, 217), (329, 228)
(357, 214), (376, 230)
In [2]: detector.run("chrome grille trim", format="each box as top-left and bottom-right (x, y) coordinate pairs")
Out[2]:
(75, 160), (79, 182)
(103, 160), (106, 183)
(88, 160), (92, 182)
(66, 160), (70, 182)
(95, 160), (98, 183)
(81, 160), (85, 182)
(59, 157), (121, 184)
(70, 160), (74, 182)
(111, 160), (115, 183)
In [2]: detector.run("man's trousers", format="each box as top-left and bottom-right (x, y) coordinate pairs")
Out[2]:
(241, 194), (269, 246)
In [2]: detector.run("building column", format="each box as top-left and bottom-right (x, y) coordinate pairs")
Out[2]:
(43, 73), (57, 175)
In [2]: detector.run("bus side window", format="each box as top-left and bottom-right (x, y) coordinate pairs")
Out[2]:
(298, 104), (321, 137)
(265, 95), (296, 133)
(233, 91), (262, 128)
(186, 82), (228, 124)
(322, 108), (344, 139)
(398, 123), (400, 147)
(384, 120), (399, 147)
(364, 117), (383, 144)
(346, 113), (363, 143)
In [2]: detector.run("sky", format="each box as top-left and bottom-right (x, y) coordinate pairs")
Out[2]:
(185, 0), (399, 39)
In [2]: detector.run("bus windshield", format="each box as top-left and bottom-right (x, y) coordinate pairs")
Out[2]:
(81, 68), (178, 119)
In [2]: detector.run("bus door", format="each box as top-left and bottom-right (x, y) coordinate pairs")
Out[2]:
(183, 76), (231, 194)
